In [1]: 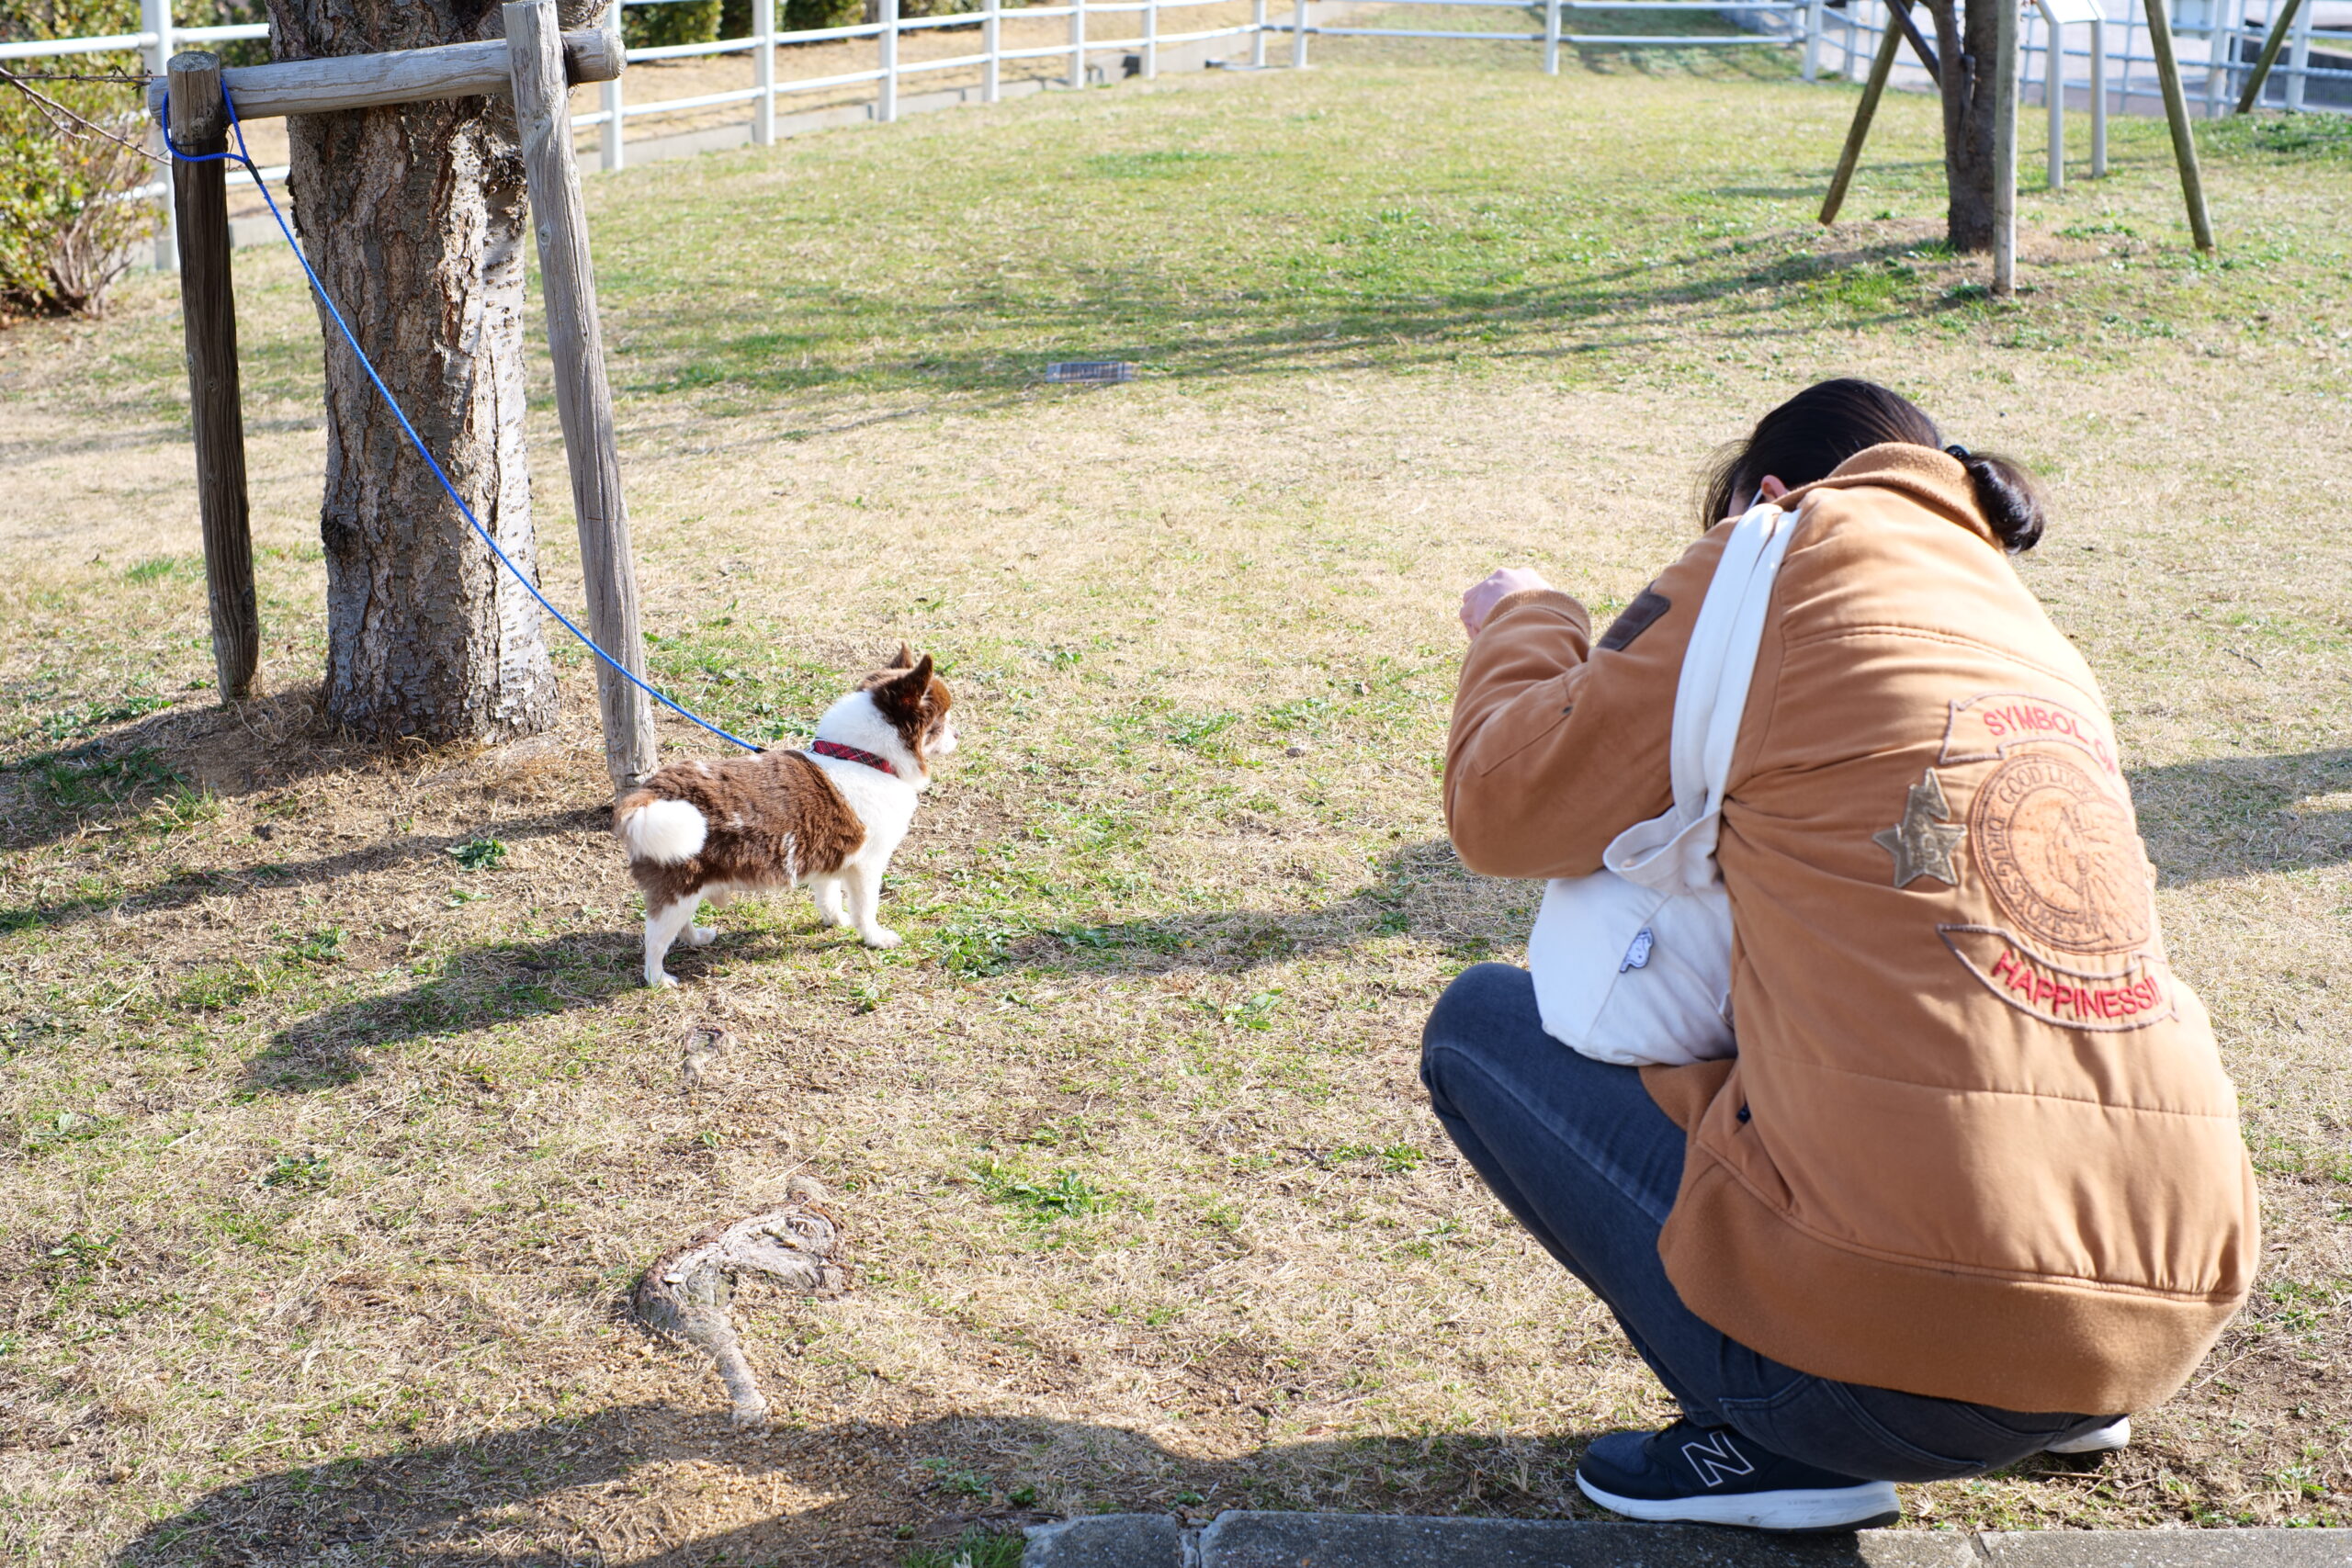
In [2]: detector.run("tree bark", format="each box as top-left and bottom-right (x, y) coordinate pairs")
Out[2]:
(1921, 0), (2003, 253)
(266, 1), (604, 744)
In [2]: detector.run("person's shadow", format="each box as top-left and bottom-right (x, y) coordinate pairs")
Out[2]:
(2128, 747), (2352, 884)
(107, 1402), (1941, 1566)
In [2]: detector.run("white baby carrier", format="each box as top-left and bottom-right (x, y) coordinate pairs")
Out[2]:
(1525, 502), (1796, 1067)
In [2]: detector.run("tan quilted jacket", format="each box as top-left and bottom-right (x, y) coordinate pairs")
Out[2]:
(1444, 443), (2256, 1414)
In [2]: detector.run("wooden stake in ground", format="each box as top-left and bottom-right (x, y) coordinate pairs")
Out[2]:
(506, 0), (658, 796)
(1991, 0), (2019, 296)
(2143, 0), (2216, 250)
(1818, 0), (1939, 228)
(2235, 0), (2309, 111)
(1819, 10), (1910, 226)
(166, 51), (259, 704)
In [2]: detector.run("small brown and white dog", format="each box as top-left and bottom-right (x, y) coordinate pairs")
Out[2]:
(614, 648), (956, 987)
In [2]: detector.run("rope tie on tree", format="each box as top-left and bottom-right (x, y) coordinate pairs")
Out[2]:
(160, 85), (766, 757)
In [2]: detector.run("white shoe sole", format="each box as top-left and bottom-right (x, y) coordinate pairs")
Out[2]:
(1577, 1471), (1902, 1531)
(2045, 1416), (2131, 1455)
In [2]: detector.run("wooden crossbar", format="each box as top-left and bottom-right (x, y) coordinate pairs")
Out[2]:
(144, 27), (621, 122)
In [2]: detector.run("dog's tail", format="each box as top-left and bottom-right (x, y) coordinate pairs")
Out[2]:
(616, 793), (707, 865)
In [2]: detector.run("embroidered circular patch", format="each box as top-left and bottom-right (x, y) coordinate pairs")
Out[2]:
(1968, 751), (2151, 954)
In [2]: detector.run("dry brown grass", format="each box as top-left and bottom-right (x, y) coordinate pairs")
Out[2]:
(3, 37), (2349, 1567)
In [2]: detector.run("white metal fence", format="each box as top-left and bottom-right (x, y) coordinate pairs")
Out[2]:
(6, 0), (2343, 267)
(2, 0), (1807, 263)
(587, 0), (1273, 173)
(1821, 0), (2352, 117)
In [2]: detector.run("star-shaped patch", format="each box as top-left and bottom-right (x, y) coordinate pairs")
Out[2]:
(1873, 768), (1967, 888)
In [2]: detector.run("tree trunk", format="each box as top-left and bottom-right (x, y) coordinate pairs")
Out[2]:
(1922, 0), (2003, 253)
(266, 1), (602, 744)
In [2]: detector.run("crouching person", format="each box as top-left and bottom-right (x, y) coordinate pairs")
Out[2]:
(1426, 378), (2257, 1531)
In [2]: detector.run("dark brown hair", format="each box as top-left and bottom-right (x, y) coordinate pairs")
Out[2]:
(1699, 378), (2047, 552)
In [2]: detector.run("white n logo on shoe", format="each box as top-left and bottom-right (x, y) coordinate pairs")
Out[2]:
(1680, 1431), (1756, 1489)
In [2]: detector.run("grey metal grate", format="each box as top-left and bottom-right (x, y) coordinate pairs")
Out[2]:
(1044, 360), (1138, 385)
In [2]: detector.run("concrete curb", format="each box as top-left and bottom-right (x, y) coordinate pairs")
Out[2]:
(1024, 1513), (2352, 1566)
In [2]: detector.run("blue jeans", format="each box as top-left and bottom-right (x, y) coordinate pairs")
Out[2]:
(1420, 963), (2109, 1483)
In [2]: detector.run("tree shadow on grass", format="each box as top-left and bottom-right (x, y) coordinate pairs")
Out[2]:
(107, 1399), (1951, 1566)
(2128, 748), (2352, 886)
(0, 802), (612, 942)
(626, 231), (1980, 417)
(0, 687), (355, 855)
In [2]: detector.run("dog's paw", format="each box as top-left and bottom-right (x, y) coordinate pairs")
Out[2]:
(857, 927), (902, 950)
(684, 925), (718, 948)
(648, 971), (681, 989)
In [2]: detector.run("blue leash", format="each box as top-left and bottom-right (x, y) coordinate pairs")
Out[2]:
(163, 86), (763, 756)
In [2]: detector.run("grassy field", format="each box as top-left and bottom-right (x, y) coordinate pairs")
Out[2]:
(4, 22), (2351, 1565)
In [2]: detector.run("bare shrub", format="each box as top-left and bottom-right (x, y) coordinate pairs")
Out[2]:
(0, 3), (159, 320)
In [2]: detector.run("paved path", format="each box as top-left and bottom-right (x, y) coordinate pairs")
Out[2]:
(1024, 1513), (2352, 1566)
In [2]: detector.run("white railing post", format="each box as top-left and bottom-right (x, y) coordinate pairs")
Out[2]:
(1802, 0), (1825, 80)
(1252, 0), (1268, 66)
(2285, 0), (2312, 109)
(2201, 0), (2229, 117)
(141, 0), (175, 270)
(754, 0), (776, 143)
(2119, 0), (2139, 113)
(2088, 16), (2107, 175)
(1544, 0), (1562, 73)
(2045, 8), (2065, 191)
(880, 0), (899, 121)
(602, 71), (625, 168)
(1145, 0), (1159, 77)
(984, 0), (1001, 101)
(602, 3), (627, 173)
(1069, 0), (1086, 86)
(1292, 0), (1307, 66)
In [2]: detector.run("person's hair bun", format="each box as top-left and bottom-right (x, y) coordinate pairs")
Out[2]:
(1697, 380), (2052, 551)
(1947, 446), (2045, 554)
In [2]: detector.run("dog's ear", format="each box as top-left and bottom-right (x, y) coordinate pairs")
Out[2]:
(872, 655), (935, 719)
(886, 643), (916, 670)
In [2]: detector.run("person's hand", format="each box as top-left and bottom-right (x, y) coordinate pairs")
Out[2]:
(1460, 568), (1555, 638)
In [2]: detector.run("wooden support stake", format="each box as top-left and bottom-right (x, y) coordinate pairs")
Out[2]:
(168, 51), (259, 704)
(2235, 0), (2307, 111)
(2142, 0), (2216, 250)
(1819, 7), (1907, 227)
(1992, 0), (2019, 296)
(1890, 0), (1939, 77)
(505, 0), (657, 795)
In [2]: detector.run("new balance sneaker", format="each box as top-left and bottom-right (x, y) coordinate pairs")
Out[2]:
(1575, 1418), (1902, 1531)
(2044, 1416), (2131, 1455)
